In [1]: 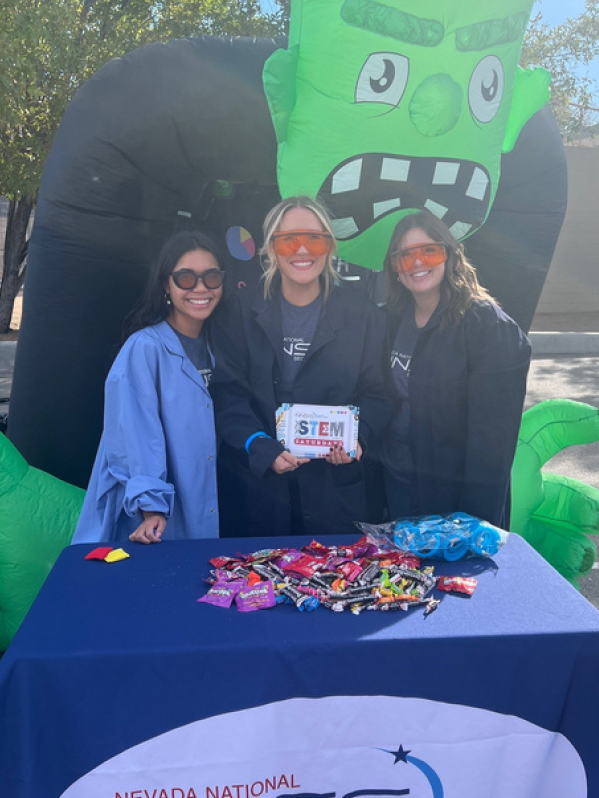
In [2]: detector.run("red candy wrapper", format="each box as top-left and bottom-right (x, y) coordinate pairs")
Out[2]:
(338, 560), (363, 582)
(274, 550), (302, 569)
(282, 554), (326, 579)
(302, 540), (333, 557)
(437, 576), (477, 595)
(209, 555), (241, 570)
(236, 581), (276, 612)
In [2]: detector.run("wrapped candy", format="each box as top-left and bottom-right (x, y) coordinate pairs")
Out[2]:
(357, 513), (507, 561)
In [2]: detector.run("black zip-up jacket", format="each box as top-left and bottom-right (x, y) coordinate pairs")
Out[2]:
(385, 300), (531, 528)
(211, 281), (392, 537)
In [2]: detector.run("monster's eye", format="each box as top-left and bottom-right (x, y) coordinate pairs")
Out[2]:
(469, 56), (504, 123)
(356, 53), (409, 107)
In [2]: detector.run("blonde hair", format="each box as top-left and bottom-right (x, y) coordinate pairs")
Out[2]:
(384, 211), (496, 328)
(260, 196), (338, 299)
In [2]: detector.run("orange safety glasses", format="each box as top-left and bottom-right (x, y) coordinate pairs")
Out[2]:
(271, 231), (333, 257)
(392, 242), (447, 273)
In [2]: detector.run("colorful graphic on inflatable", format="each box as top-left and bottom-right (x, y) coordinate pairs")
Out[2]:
(226, 225), (256, 261)
(264, 0), (550, 270)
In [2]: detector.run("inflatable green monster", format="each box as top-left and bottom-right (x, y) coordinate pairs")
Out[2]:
(264, 0), (550, 269)
(0, 434), (84, 650)
(511, 400), (599, 586)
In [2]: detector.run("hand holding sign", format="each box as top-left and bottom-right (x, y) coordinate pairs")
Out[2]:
(276, 404), (360, 460)
(271, 450), (310, 474)
(325, 442), (363, 466)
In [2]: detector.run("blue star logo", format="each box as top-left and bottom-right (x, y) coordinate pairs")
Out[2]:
(377, 742), (444, 797)
(386, 744), (411, 764)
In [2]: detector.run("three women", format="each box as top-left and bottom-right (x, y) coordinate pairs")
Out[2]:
(76, 199), (529, 543)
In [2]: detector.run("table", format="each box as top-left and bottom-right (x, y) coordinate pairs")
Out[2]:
(0, 534), (598, 798)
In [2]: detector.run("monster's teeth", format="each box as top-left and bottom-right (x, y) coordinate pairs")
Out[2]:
(381, 158), (410, 182)
(449, 221), (473, 239)
(373, 198), (401, 218)
(331, 217), (360, 239)
(332, 159), (363, 194)
(466, 167), (489, 201)
(424, 199), (448, 219)
(432, 162), (460, 185)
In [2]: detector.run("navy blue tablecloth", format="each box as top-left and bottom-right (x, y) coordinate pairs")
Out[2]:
(1, 533), (598, 797)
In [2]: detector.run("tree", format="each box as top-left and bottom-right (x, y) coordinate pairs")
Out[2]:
(522, 0), (599, 141)
(0, 0), (283, 334)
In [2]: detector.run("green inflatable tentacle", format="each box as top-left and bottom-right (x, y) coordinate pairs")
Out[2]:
(512, 399), (599, 585)
(517, 398), (599, 464)
(0, 434), (85, 650)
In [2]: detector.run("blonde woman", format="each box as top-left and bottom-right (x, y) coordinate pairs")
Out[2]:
(212, 196), (391, 537)
(381, 210), (531, 528)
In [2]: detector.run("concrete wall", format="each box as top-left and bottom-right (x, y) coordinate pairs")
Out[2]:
(537, 146), (599, 313)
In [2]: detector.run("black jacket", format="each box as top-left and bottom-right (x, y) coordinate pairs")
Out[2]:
(211, 281), (392, 537)
(385, 300), (531, 528)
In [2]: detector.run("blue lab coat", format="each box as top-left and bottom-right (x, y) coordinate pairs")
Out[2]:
(73, 321), (219, 543)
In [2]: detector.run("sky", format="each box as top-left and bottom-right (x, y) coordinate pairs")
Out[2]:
(537, 0), (586, 25)
(537, 0), (598, 103)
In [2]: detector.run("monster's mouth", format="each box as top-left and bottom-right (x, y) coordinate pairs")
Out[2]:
(318, 154), (491, 241)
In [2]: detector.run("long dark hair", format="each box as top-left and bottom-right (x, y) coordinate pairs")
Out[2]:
(122, 231), (223, 341)
(384, 211), (495, 328)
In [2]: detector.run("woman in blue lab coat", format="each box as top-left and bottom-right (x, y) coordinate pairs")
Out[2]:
(72, 231), (224, 544)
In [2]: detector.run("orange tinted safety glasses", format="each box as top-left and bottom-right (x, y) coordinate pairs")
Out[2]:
(271, 231), (333, 257)
(392, 242), (447, 273)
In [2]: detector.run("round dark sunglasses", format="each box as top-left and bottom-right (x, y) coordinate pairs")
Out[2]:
(170, 268), (225, 290)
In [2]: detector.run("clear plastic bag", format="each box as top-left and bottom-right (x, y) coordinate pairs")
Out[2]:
(357, 512), (508, 561)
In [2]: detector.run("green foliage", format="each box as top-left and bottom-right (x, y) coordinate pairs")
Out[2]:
(523, 0), (599, 140)
(0, 0), (284, 200)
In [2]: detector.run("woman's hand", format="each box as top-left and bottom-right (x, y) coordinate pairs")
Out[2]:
(129, 511), (167, 544)
(325, 442), (362, 465)
(271, 451), (309, 474)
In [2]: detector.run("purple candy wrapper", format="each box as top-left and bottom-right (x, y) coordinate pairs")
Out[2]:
(198, 582), (239, 608)
(236, 580), (276, 612)
(274, 550), (302, 569)
(211, 568), (242, 583)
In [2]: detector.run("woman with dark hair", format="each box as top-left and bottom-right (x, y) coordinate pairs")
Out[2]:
(73, 231), (224, 544)
(211, 196), (391, 537)
(381, 211), (531, 528)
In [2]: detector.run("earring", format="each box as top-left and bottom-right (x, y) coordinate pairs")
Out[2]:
(165, 292), (172, 306)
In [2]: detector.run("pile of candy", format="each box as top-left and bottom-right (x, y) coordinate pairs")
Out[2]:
(198, 537), (476, 616)
(358, 512), (507, 561)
